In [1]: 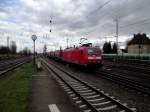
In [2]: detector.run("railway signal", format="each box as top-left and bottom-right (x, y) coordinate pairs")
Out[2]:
(50, 19), (52, 32)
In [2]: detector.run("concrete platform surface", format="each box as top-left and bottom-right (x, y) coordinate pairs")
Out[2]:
(30, 69), (80, 112)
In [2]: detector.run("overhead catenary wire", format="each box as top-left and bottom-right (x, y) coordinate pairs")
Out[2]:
(118, 20), (150, 35)
(58, 0), (150, 42)
(64, 0), (129, 40)
(69, 0), (113, 28)
(75, 0), (131, 38)
(86, 0), (113, 18)
(84, 0), (150, 36)
(85, 16), (150, 37)
(120, 18), (150, 29)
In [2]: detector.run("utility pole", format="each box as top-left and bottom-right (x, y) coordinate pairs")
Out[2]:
(115, 19), (119, 62)
(67, 38), (69, 48)
(69, 38), (73, 48)
(105, 36), (107, 42)
(7, 36), (9, 57)
(43, 44), (47, 56)
(138, 44), (141, 59)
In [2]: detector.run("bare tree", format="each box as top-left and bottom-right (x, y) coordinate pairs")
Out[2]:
(0, 46), (10, 54)
(19, 47), (31, 56)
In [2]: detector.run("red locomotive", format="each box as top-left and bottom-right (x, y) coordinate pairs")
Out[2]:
(48, 43), (103, 68)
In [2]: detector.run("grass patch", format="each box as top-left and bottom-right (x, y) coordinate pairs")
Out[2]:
(0, 63), (34, 112)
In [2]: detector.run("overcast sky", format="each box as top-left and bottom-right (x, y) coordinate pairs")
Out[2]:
(0, 0), (150, 52)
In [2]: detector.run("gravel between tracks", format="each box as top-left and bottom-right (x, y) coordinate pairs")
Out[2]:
(47, 59), (150, 112)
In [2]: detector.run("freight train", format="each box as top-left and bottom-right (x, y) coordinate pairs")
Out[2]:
(48, 43), (103, 69)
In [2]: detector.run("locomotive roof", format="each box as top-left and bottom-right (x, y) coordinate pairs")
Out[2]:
(81, 43), (92, 47)
(63, 46), (100, 51)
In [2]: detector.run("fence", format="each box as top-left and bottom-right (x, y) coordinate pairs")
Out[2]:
(102, 53), (150, 61)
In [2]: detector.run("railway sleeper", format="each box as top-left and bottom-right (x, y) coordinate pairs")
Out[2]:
(77, 90), (92, 93)
(80, 92), (96, 96)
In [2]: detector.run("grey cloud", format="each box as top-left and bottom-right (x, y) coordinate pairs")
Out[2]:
(0, 0), (150, 52)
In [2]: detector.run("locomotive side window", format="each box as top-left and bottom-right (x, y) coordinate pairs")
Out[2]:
(88, 48), (101, 55)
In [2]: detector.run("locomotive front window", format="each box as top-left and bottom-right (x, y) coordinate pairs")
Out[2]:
(80, 50), (83, 55)
(88, 48), (101, 55)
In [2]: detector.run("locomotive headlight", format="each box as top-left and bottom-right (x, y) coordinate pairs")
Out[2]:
(95, 56), (102, 59)
(88, 57), (94, 59)
(88, 56), (102, 60)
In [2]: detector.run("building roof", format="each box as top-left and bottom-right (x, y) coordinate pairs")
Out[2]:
(127, 33), (150, 45)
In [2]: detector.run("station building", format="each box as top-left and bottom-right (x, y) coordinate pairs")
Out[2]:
(127, 33), (150, 53)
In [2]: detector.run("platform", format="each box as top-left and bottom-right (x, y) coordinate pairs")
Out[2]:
(30, 68), (80, 112)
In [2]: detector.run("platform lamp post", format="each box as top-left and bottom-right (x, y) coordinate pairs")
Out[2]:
(31, 35), (37, 69)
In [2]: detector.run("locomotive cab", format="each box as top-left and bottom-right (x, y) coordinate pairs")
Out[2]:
(87, 47), (102, 68)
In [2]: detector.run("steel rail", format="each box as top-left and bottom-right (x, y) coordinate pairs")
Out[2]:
(42, 58), (136, 112)
(0, 58), (30, 76)
(96, 70), (150, 95)
(104, 60), (150, 74)
(44, 61), (99, 112)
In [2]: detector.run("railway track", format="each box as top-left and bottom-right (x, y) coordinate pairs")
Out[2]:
(117, 59), (150, 67)
(42, 58), (136, 112)
(95, 70), (150, 95)
(117, 65), (150, 75)
(104, 60), (150, 74)
(48, 58), (150, 95)
(104, 67), (150, 83)
(114, 61), (150, 74)
(0, 57), (30, 76)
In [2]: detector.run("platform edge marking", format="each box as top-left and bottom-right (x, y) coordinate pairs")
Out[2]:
(48, 104), (61, 112)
